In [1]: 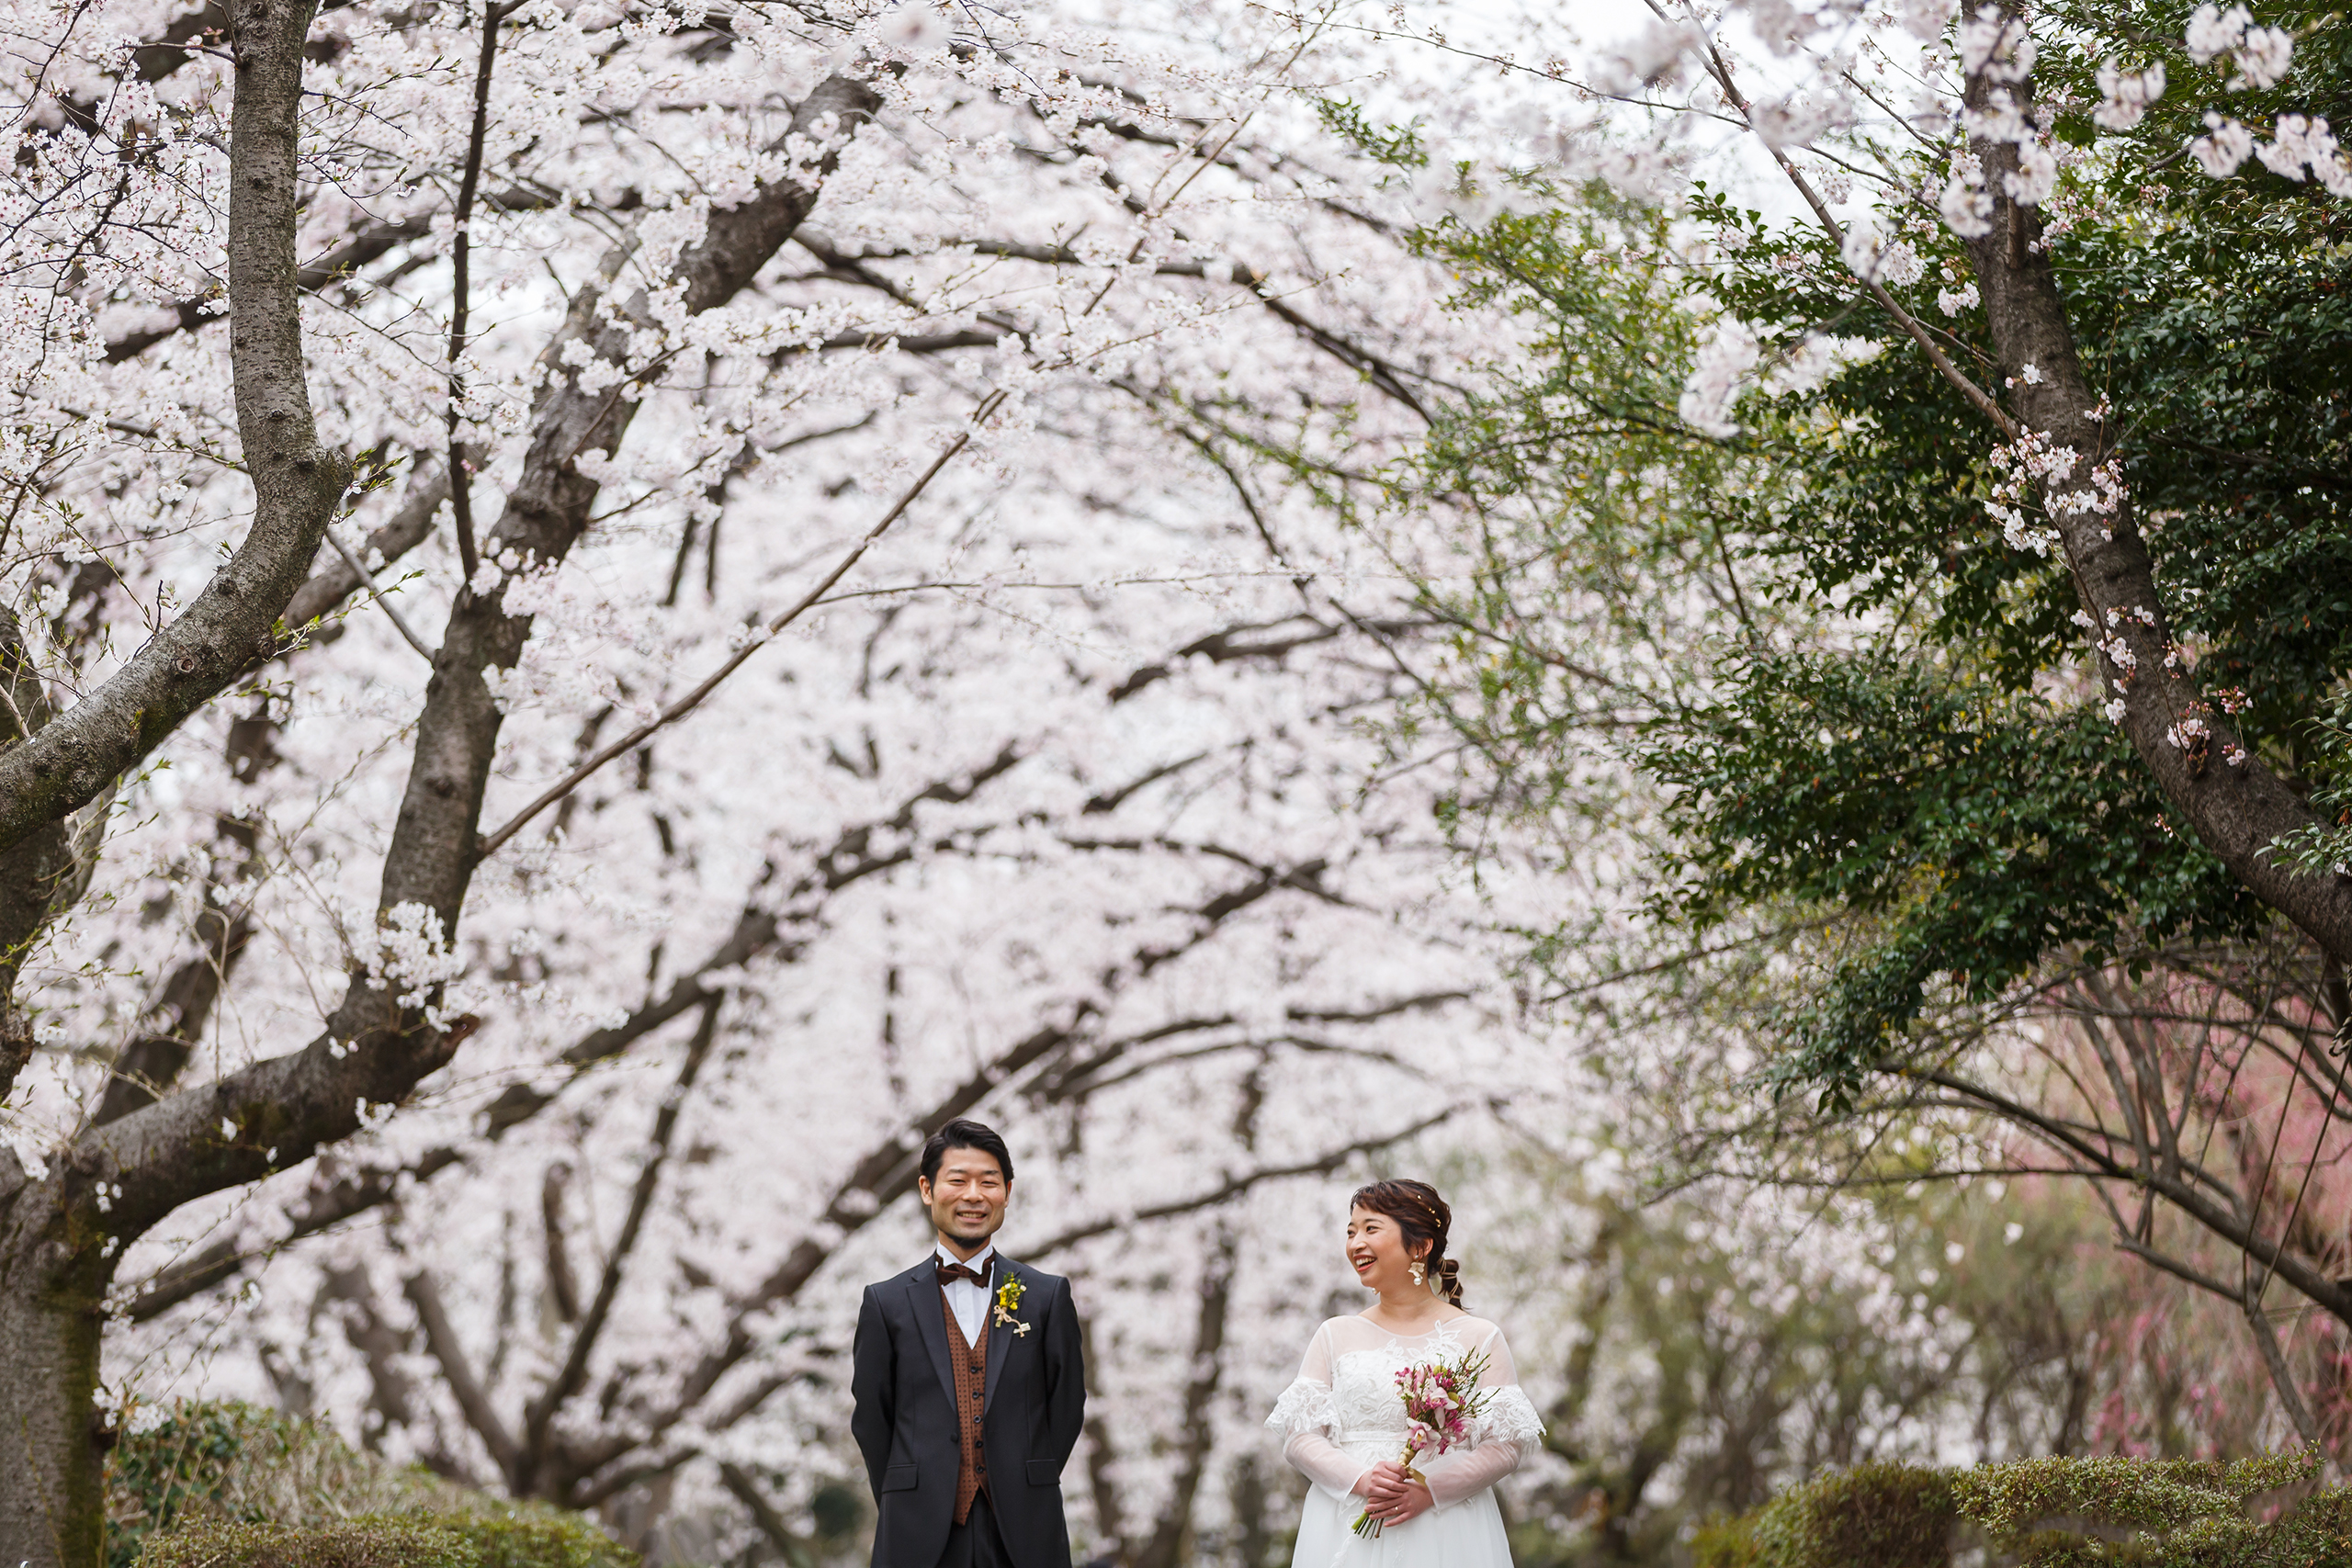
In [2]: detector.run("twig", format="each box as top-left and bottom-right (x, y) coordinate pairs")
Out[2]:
(323, 526), (435, 662)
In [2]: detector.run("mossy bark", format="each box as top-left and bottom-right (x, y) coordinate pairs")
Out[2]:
(0, 1183), (115, 1568)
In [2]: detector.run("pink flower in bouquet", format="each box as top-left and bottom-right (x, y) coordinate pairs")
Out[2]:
(1351, 1350), (1498, 1539)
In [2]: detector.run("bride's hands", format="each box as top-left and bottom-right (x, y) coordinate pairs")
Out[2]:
(1358, 1462), (1435, 1527)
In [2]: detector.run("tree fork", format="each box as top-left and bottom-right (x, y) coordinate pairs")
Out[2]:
(0, 0), (345, 1557)
(0, 0), (350, 863)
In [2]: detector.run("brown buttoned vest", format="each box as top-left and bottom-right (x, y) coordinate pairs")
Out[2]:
(942, 1290), (990, 1525)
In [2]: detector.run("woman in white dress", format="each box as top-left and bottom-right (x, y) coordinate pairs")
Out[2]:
(1266, 1180), (1544, 1568)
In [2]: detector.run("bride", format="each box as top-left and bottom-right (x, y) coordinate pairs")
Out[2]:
(1266, 1180), (1544, 1568)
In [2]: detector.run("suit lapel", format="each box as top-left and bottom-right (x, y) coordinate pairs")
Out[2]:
(904, 1261), (956, 1407)
(982, 1256), (1016, 1411)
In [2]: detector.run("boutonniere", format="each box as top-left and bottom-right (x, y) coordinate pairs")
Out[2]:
(993, 1269), (1033, 1336)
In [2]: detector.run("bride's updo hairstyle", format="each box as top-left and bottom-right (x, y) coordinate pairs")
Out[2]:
(1351, 1179), (1465, 1308)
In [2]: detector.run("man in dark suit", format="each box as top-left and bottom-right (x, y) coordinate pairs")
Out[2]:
(852, 1119), (1086, 1568)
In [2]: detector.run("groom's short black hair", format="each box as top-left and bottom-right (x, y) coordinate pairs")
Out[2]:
(922, 1118), (1013, 1185)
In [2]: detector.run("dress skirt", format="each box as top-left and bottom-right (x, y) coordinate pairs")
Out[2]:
(1288, 1438), (1515, 1568)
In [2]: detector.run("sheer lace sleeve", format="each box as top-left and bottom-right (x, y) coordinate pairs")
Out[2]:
(1266, 1320), (1372, 1500)
(1419, 1322), (1544, 1508)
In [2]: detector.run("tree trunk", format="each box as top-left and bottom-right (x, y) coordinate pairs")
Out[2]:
(1958, 19), (2352, 965)
(0, 1182), (114, 1568)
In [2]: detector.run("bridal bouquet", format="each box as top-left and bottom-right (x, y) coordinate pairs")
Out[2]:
(1350, 1350), (1496, 1538)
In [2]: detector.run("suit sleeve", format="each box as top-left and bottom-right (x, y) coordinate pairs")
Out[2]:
(851, 1284), (894, 1499)
(1041, 1274), (1087, 1471)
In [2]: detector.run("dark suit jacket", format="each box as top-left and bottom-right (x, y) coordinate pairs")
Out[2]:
(851, 1254), (1085, 1568)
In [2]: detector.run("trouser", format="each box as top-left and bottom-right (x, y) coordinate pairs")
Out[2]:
(936, 1492), (1011, 1568)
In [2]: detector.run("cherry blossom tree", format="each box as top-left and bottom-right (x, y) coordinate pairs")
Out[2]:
(1323, 0), (2352, 959)
(0, 0), (1510, 1552)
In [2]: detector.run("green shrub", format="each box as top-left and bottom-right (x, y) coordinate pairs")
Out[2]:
(1747, 1462), (1955, 1568)
(453, 1516), (636, 1568)
(1715, 1449), (2352, 1568)
(111, 1402), (635, 1568)
(1690, 1509), (1763, 1568)
(139, 1519), (481, 1568)
(107, 1402), (469, 1568)
(1951, 1451), (2314, 1540)
(136, 1512), (637, 1568)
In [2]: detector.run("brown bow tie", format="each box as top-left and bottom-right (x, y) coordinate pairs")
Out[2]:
(937, 1257), (992, 1288)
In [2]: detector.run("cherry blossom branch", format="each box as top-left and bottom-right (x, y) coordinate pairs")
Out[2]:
(473, 388), (1006, 862)
(0, 0), (353, 863)
(37, 70), (887, 1273)
(404, 1265), (523, 1477)
(443, 0), (518, 587)
(1667, 0), (2015, 437)
(119, 657), (1318, 1315)
(276, 461), (447, 637)
(1021, 1109), (1456, 1257)
(718, 1464), (819, 1568)
(103, 187), (571, 365)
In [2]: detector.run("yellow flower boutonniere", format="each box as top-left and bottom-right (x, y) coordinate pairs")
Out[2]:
(993, 1270), (1032, 1336)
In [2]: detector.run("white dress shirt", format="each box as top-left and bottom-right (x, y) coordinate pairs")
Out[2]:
(935, 1240), (997, 1348)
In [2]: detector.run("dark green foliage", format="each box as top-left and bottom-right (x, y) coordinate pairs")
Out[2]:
(1646, 651), (2266, 1100)
(1374, 2), (2352, 1098)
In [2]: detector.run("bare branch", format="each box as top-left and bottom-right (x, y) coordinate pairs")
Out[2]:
(405, 1267), (523, 1480)
(519, 998), (719, 1481)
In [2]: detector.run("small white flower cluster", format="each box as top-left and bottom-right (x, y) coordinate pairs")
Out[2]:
(2093, 61), (2166, 130)
(2048, 454), (2128, 539)
(2185, 4), (2294, 88)
(2192, 112), (2258, 176)
(1984, 428), (2080, 554)
(1943, 12), (2065, 236)
(1839, 219), (1924, 287)
(0, 1122), (50, 1180)
(1677, 318), (1761, 438)
(2077, 605), (2158, 720)
(2257, 115), (2352, 195)
(366, 901), (467, 1015)
(1939, 150), (1994, 235)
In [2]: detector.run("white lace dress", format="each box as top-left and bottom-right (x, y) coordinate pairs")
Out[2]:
(1265, 1315), (1544, 1568)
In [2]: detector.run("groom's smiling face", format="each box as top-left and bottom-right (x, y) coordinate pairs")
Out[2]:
(921, 1145), (1010, 1257)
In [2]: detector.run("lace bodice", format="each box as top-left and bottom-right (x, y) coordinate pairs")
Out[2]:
(1265, 1314), (1544, 1507)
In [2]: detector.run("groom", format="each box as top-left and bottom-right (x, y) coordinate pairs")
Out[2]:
(853, 1119), (1085, 1568)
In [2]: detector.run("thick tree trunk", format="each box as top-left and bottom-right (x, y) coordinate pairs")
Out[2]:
(0, 1184), (114, 1568)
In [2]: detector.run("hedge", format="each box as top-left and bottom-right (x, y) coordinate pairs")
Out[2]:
(108, 1402), (635, 1568)
(1696, 1446), (2352, 1568)
(137, 1517), (637, 1568)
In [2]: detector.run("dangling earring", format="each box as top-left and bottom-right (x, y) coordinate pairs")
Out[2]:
(1409, 1260), (1426, 1287)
